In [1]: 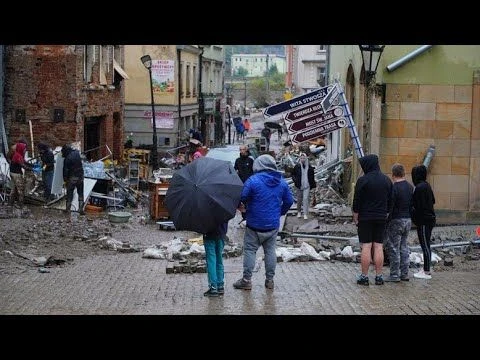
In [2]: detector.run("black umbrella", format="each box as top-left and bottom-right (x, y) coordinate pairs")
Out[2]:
(165, 157), (244, 234)
(264, 121), (282, 130)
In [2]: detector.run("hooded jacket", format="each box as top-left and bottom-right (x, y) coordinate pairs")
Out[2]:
(410, 165), (436, 226)
(352, 154), (393, 221)
(62, 145), (84, 181)
(10, 142), (27, 174)
(241, 155), (293, 231)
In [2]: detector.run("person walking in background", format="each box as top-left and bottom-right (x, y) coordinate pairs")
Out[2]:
(7, 139), (32, 208)
(352, 154), (393, 286)
(62, 144), (85, 220)
(234, 154), (293, 291)
(261, 125), (272, 151)
(242, 118), (251, 137)
(203, 221), (229, 297)
(37, 142), (55, 203)
(384, 163), (414, 282)
(411, 164), (436, 280)
(291, 152), (316, 220)
(234, 145), (254, 184)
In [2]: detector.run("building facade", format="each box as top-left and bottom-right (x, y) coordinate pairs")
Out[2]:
(3, 45), (127, 161)
(287, 45), (327, 94)
(123, 45), (202, 155)
(231, 54), (286, 77)
(199, 45), (225, 146)
(328, 45), (480, 224)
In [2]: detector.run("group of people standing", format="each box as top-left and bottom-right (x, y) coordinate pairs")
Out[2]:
(353, 154), (436, 286)
(6, 138), (85, 220)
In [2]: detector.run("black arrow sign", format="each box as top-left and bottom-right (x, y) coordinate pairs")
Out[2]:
(291, 119), (347, 144)
(286, 107), (343, 132)
(284, 101), (322, 121)
(263, 85), (331, 117)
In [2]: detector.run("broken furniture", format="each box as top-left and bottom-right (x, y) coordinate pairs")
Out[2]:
(149, 181), (169, 220)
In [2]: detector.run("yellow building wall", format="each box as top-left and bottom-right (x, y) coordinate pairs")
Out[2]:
(124, 45), (177, 105)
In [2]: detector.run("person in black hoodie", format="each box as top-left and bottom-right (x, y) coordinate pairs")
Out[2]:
(411, 164), (436, 280)
(37, 142), (55, 202)
(62, 144), (85, 219)
(352, 154), (393, 286)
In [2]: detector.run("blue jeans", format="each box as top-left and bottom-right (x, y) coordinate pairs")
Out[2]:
(242, 227), (278, 281)
(204, 237), (225, 290)
(42, 170), (54, 200)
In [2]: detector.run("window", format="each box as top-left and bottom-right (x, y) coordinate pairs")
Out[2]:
(179, 62), (183, 96)
(317, 66), (326, 86)
(186, 64), (191, 97)
(84, 45), (95, 83)
(192, 65), (197, 97)
(318, 45), (326, 51)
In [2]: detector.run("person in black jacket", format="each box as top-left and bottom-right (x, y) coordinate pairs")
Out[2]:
(352, 154), (393, 286)
(234, 145), (254, 223)
(411, 164), (436, 280)
(291, 152), (316, 220)
(62, 144), (85, 219)
(37, 142), (55, 202)
(384, 163), (414, 282)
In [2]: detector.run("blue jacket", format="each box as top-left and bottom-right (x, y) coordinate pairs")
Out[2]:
(241, 170), (293, 231)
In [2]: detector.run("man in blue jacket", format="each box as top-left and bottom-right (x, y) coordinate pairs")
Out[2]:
(352, 154), (393, 286)
(234, 154), (293, 291)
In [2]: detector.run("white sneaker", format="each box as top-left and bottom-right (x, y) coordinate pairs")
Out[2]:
(414, 270), (432, 279)
(303, 214), (308, 220)
(297, 213), (302, 218)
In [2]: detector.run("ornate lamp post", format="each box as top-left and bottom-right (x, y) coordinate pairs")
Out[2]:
(140, 54), (159, 170)
(359, 45), (385, 155)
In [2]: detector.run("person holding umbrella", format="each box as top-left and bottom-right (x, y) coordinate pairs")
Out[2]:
(203, 221), (229, 297)
(164, 157), (245, 295)
(233, 154), (293, 291)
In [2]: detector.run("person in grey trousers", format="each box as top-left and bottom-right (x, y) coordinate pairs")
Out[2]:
(385, 163), (414, 282)
(233, 154), (293, 290)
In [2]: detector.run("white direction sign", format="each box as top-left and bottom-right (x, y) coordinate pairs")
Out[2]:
(321, 83), (340, 114)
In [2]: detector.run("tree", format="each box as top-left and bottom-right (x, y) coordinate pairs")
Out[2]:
(234, 66), (248, 77)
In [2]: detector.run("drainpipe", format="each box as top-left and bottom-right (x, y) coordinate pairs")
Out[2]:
(423, 144), (436, 169)
(0, 45), (7, 155)
(177, 46), (182, 148)
(197, 46), (205, 143)
(386, 45), (433, 72)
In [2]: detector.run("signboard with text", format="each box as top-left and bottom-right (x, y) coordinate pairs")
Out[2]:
(263, 85), (333, 117)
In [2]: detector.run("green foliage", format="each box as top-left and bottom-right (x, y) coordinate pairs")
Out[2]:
(234, 66), (249, 77)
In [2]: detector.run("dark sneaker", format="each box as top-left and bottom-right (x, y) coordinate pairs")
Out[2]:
(375, 275), (384, 285)
(217, 287), (224, 295)
(357, 274), (369, 286)
(203, 288), (219, 297)
(400, 276), (410, 282)
(265, 279), (274, 289)
(233, 278), (252, 290)
(384, 276), (401, 283)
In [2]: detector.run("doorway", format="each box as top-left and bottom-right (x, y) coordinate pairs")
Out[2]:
(84, 116), (102, 161)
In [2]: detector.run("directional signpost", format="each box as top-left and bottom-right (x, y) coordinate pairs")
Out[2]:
(262, 82), (360, 149)
(263, 86), (332, 117)
(321, 82), (340, 114)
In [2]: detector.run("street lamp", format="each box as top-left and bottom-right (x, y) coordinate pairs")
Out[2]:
(141, 54), (158, 170)
(359, 45), (385, 85)
(225, 83), (232, 144)
(359, 45), (385, 156)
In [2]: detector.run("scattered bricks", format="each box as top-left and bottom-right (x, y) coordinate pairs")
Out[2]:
(196, 264), (206, 273)
(444, 257), (454, 266)
(166, 261), (174, 274)
(182, 264), (192, 273)
(173, 261), (183, 273)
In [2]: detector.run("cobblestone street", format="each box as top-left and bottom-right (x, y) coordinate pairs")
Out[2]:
(1, 251), (479, 315)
